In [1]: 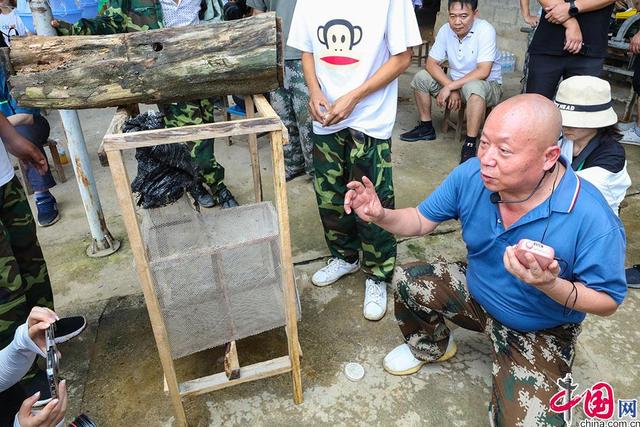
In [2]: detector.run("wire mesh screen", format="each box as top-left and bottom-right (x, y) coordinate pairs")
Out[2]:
(141, 198), (293, 359)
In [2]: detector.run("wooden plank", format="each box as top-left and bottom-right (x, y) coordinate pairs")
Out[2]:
(105, 150), (188, 427)
(246, 96), (263, 202)
(179, 356), (292, 398)
(9, 14), (283, 109)
(103, 117), (282, 151)
(224, 341), (241, 380)
(99, 104), (139, 166)
(269, 128), (303, 404)
(253, 94), (277, 118)
(253, 94), (289, 144)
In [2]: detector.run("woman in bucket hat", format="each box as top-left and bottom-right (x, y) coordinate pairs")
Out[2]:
(555, 75), (631, 216)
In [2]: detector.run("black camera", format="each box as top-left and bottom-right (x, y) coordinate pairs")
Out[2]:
(45, 324), (60, 400)
(223, 0), (249, 21)
(69, 414), (97, 427)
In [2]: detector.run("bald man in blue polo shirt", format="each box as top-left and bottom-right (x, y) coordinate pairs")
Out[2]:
(344, 94), (626, 426)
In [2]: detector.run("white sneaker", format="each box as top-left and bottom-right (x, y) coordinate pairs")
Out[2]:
(616, 121), (635, 131)
(363, 278), (387, 320)
(383, 335), (457, 376)
(621, 128), (640, 146)
(311, 257), (360, 287)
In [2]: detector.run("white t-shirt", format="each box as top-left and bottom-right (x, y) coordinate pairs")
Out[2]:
(159, 0), (201, 28)
(429, 18), (502, 84)
(0, 10), (28, 46)
(287, 0), (422, 139)
(0, 143), (15, 187)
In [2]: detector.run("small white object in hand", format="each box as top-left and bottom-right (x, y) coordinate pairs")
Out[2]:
(345, 362), (365, 381)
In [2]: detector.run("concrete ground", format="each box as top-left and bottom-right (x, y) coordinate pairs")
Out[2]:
(31, 67), (640, 426)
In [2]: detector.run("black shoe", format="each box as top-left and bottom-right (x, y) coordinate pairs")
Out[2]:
(54, 315), (87, 344)
(285, 169), (305, 182)
(627, 265), (640, 289)
(217, 188), (239, 209)
(21, 367), (52, 400)
(190, 184), (215, 208)
(399, 124), (436, 142)
(35, 192), (60, 227)
(460, 142), (477, 164)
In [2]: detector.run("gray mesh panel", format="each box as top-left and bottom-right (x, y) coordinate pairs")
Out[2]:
(141, 198), (293, 359)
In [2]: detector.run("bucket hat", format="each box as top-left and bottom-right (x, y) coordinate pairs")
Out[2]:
(554, 76), (618, 128)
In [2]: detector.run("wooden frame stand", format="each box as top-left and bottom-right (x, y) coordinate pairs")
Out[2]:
(102, 95), (302, 426)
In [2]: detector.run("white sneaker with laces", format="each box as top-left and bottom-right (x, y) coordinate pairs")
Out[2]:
(363, 278), (387, 320)
(383, 335), (457, 376)
(311, 257), (360, 287)
(621, 128), (640, 146)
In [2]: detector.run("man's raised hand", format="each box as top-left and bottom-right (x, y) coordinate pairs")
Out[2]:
(344, 176), (385, 223)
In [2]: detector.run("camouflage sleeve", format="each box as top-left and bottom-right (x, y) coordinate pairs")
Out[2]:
(55, 7), (130, 35)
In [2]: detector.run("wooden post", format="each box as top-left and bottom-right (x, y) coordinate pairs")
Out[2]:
(105, 149), (188, 427)
(99, 104), (140, 167)
(244, 96), (263, 203)
(260, 94), (303, 404)
(224, 341), (241, 380)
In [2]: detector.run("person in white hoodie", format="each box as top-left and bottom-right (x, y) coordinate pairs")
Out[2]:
(0, 306), (67, 427)
(555, 76), (631, 216)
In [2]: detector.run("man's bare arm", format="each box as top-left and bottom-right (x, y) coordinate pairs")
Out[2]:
(375, 207), (440, 237)
(542, 0), (615, 25)
(446, 62), (493, 91)
(301, 52), (331, 123)
(425, 57), (453, 87)
(521, 0), (540, 26)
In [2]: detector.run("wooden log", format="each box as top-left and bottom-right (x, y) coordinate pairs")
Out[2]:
(9, 13), (283, 109)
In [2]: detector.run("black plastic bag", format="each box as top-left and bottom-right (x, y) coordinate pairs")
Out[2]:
(127, 112), (199, 209)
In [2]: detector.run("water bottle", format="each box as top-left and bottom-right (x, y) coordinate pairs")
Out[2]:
(499, 50), (507, 73)
(58, 144), (69, 165)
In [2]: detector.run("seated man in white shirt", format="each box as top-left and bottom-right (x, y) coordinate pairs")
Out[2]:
(400, 0), (502, 164)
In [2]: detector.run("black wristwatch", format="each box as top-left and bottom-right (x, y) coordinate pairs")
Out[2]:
(568, 0), (579, 17)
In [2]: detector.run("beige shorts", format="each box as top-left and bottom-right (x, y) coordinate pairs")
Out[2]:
(410, 69), (503, 107)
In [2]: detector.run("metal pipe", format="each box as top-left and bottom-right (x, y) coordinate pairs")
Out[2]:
(28, 0), (121, 257)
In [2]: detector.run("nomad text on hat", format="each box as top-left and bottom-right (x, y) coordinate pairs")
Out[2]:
(554, 76), (618, 129)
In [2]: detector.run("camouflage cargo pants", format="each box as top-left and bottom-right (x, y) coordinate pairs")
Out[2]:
(394, 261), (581, 426)
(158, 98), (226, 194)
(0, 177), (54, 349)
(313, 128), (396, 281)
(271, 59), (314, 176)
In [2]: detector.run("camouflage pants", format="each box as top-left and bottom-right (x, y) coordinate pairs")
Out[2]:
(394, 261), (582, 426)
(158, 98), (226, 194)
(271, 60), (314, 176)
(313, 129), (396, 281)
(0, 177), (54, 349)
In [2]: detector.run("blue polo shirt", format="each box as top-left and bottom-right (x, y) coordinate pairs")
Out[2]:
(418, 157), (627, 332)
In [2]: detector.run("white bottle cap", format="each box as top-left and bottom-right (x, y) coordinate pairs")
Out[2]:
(344, 362), (365, 381)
